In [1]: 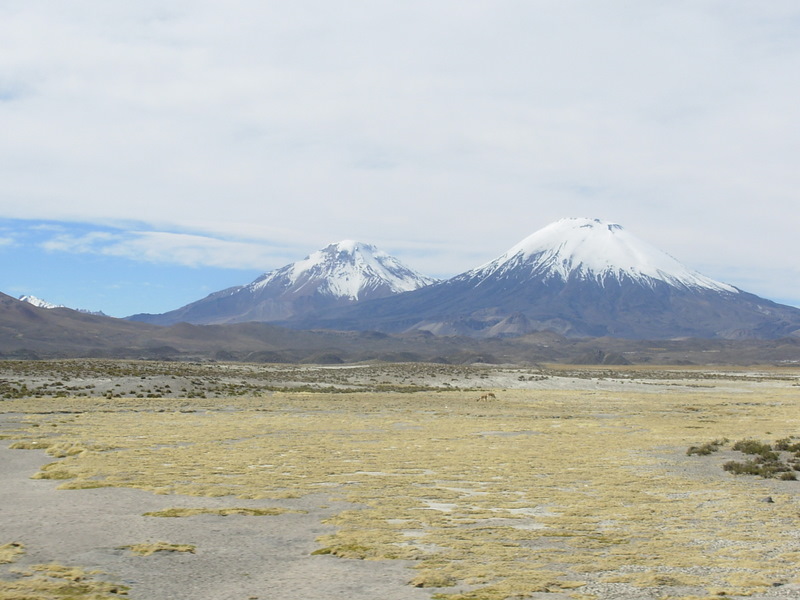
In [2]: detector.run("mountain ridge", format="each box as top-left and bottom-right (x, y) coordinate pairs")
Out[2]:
(3, 290), (799, 365)
(19, 294), (108, 317)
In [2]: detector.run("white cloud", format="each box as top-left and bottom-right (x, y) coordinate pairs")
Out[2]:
(40, 230), (291, 270)
(0, 2), (799, 304)
(41, 231), (116, 254)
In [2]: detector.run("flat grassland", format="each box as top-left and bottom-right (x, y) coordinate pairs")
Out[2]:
(1, 361), (799, 600)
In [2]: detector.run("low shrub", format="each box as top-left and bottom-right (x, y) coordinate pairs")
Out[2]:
(731, 439), (779, 461)
(687, 438), (728, 456)
(774, 437), (800, 452)
(723, 458), (792, 479)
(723, 460), (762, 476)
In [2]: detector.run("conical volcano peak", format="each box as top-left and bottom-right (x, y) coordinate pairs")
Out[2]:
(508, 217), (641, 259)
(476, 218), (737, 293)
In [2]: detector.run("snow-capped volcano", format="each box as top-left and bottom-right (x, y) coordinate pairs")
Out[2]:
(128, 241), (435, 326)
(249, 240), (434, 301)
(468, 217), (737, 293)
(289, 219), (800, 340)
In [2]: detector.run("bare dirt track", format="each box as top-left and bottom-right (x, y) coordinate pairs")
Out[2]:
(2, 361), (800, 600)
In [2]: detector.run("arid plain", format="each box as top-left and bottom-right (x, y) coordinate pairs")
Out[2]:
(1, 360), (799, 600)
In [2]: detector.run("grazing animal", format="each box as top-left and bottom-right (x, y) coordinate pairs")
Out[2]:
(476, 393), (497, 401)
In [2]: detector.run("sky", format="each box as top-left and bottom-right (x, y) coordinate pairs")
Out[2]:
(1, 1), (799, 317)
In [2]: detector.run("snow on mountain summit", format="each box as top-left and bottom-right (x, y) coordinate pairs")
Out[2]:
(250, 240), (436, 300)
(19, 295), (65, 309)
(128, 240), (436, 326)
(19, 295), (107, 315)
(473, 218), (738, 293)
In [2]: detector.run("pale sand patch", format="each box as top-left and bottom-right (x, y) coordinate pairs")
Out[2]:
(0, 421), (434, 600)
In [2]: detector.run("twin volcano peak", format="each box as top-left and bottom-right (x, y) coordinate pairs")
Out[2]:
(128, 220), (800, 340)
(289, 218), (792, 340)
(472, 217), (736, 293)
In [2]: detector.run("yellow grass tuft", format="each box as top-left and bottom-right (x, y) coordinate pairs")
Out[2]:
(408, 570), (457, 588)
(143, 507), (301, 517)
(30, 464), (74, 481)
(120, 542), (195, 556)
(0, 563), (127, 599)
(0, 543), (24, 565)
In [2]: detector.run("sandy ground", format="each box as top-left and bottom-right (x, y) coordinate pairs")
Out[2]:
(0, 416), (432, 600)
